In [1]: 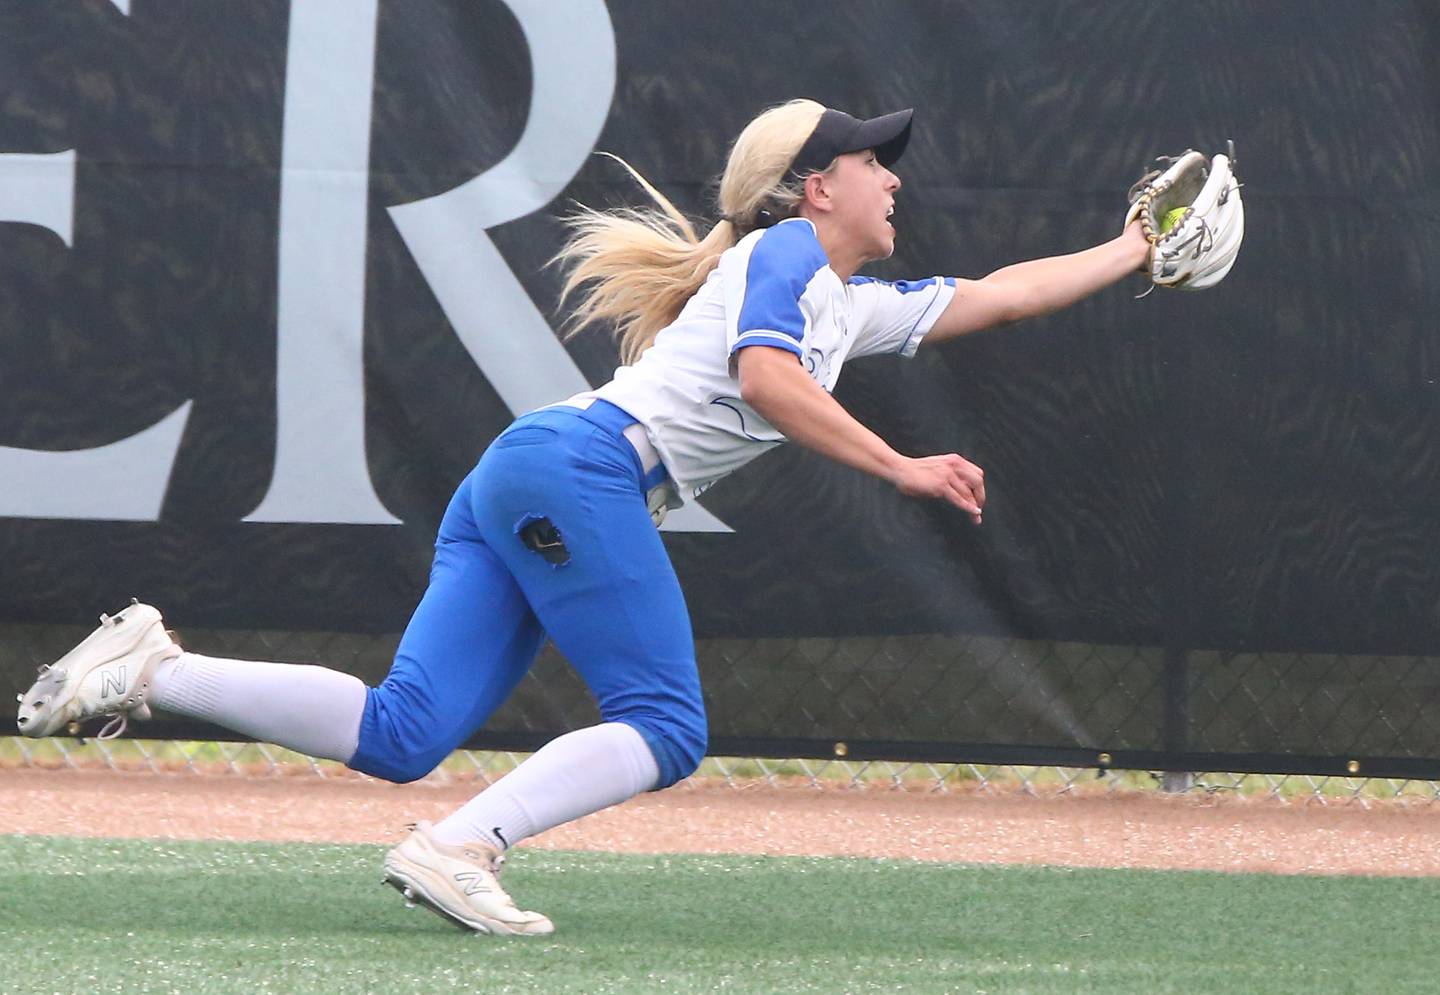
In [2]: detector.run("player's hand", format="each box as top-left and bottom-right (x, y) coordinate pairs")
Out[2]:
(892, 454), (986, 523)
(1123, 218), (1152, 273)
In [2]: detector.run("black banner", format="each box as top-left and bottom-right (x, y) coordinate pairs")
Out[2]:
(4, 1), (1439, 773)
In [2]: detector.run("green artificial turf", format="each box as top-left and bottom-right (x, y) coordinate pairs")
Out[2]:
(1, 835), (1435, 994)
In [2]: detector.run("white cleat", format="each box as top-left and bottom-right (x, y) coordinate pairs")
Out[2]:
(15, 600), (180, 740)
(381, 822), (553, 936)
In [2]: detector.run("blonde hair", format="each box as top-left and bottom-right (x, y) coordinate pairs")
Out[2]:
(554, 99), (828, 365)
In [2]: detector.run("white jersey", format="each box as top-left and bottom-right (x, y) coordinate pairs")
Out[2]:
(589, 217), (956, 503)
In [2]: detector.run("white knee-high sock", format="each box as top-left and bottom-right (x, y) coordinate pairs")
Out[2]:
(149, 652), (367, 763)
(431, 722), (660, 850)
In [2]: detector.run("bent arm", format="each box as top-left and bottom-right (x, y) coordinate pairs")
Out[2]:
(736, 346), (986, 522)
(921, 221), (1150, 345)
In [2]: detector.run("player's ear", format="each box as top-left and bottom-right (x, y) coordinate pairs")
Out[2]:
(802, 171), (832, 213)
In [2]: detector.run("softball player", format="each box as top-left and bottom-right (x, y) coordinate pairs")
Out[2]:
(17, 99), (1151, 935)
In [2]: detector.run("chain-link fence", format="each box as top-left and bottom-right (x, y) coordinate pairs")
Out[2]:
(5, 619), (1439, 804)
(5, 736), (1440, 807)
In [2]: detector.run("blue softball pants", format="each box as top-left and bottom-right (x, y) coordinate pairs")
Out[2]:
(347, 400), (707, 788)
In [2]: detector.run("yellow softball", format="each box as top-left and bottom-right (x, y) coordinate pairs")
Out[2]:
(1160, 207), (1188, 233)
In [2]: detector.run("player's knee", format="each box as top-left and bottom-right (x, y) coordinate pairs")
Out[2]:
(625, 709), (707, 789)
(667, 724), (707, 784)
(348, 743), (444, 784)
(347, 687), (454, 784)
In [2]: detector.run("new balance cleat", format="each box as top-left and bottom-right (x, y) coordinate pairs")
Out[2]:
(382, 822), (553, 936)
(15, 600), (180, 740)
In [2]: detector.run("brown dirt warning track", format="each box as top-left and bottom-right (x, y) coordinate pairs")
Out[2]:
(4, 767), (1439, 877)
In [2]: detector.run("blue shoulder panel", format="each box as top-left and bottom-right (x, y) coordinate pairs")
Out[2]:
(735, 220), (829, 352)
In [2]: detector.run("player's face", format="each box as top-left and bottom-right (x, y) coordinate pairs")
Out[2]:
(824, 149), (902, 261)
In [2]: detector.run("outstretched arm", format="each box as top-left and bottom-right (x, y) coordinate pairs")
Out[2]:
(920, 221), (1150, 346)
(736, 346), (986, 523)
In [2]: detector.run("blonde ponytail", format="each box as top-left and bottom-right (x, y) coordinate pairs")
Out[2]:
(555, 99), (828, 365)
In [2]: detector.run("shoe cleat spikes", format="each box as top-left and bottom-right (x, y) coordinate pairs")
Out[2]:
(67, 721), (82, 737)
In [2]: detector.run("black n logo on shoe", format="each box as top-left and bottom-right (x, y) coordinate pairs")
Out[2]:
(100, 666), (127, 699)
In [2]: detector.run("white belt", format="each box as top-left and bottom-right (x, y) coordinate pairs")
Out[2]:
(621, 421), (663, 476)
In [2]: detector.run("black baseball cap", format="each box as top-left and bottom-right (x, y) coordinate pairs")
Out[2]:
(787, 107), (914, 179)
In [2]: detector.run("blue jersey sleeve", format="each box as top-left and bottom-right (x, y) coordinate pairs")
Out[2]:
(727, 220), (829, 359)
